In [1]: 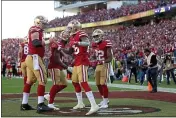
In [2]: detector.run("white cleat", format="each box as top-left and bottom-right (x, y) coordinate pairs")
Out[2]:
(44, 94), (50, 101)
(48, 104), (60, 110)
(73, 103), (85, 110)
(86, 104), (99, 115)
(99, 103), (108, 109)
(98, 100), (109, 106)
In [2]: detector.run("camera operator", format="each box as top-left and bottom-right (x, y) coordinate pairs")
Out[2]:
(163, 54), (176, 85)
(127, 52), (138, 83)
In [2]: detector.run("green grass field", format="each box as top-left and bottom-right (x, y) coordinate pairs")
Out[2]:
(1, 77), (176, 117)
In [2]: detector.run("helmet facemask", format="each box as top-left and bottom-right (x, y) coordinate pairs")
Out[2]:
(93, 35), (102, 43)
(92, 29), (104, 43)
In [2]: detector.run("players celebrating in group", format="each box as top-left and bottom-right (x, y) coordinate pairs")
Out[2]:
(20, 15), (112, 115)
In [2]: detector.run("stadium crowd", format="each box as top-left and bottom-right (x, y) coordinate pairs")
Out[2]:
(48, 0), (176, 27)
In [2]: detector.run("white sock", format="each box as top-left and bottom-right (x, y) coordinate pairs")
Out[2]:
(103, 98), (108, 104)
(22, 92), (29, 104)
(85, 91), (97, 107)
(76, 92), (83, 104)
(38, 96), (44, 104)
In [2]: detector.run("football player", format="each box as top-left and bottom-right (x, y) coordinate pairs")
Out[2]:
(44, 31), (72, 110)
(92, 29), (113, 108)
(61, 20), (99, 115)
(6, 56), (12, 79)
(18, 37), (28, 84)
(20, 15), (55, 113)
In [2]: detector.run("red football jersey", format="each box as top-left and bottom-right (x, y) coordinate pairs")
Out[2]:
(6, 59), (12, 68)
(28, 26), (45, 58)
(20, 42), (28, 62)
(69, 30), (90, 66)
(93, 40), (112, 62)
(48, 41), (66, 70)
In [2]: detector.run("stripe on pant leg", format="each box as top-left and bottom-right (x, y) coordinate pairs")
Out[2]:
(39, 65), (44, 83)
(51, 69), (56, 85)
(82, 65), (86, 82)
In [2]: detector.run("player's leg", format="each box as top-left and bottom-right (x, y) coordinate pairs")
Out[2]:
(46, 69), (67, 110)
(71, 66), (85, 109)
(6, 68), (10, 79)
(95, 65), (103, 104)
(33, 56), (53, 113)
(78, 65), (99, 115)
(100, 63), (110, 108)
(21, 62), (27, 85)
(21, 56), (36, 110)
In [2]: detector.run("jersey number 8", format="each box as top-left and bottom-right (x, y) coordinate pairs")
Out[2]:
(24, 44), (29, 55)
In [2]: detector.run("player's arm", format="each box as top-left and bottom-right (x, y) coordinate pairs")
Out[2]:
(31, 32), (51, 47)
(105, 47), (113, 63)
(18, 45), (23, 62)
(53, 49), (68, 69)
(78, 36), (90, 47)
(61, 47), (74, 55)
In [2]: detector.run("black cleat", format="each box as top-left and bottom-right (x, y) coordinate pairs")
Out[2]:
(21, 104), (36, 111)
(36, 102), (53, 113)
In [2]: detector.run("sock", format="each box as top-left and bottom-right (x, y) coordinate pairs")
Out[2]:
(76, 92), (83, 104)
(102, 85), (109, 98)
(85, 91), (97, 107)
(22, 83), (32, 104)
(72, 82), (81, 92)
(22, 93), (29, 104)
(81, 82), (91, 92)
(103, 98), (108, 104)
(24, 76), (27, 85)
(37, 85), (45, 104)
(97, 85), (103, 96)
(49, 85), (67, 104)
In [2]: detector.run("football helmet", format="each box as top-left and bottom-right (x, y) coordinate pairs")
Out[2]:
(59, 30), (69, 41)
(34, 15), (48, 29)
(66, 20), (81, 35)
(92, 29), (104, 43)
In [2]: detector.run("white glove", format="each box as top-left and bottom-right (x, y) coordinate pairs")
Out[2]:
(67, 67), (73, 73)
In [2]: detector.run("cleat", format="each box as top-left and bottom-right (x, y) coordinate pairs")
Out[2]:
(73, 103), (85, 109)
(86, 104), (99, 115)
(99, 103), (108, 109)
(48, 104), (60, 110)
(98, 100), (109, 106)
(20, 104), (36, 111)
(37, 102), (53, 113)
